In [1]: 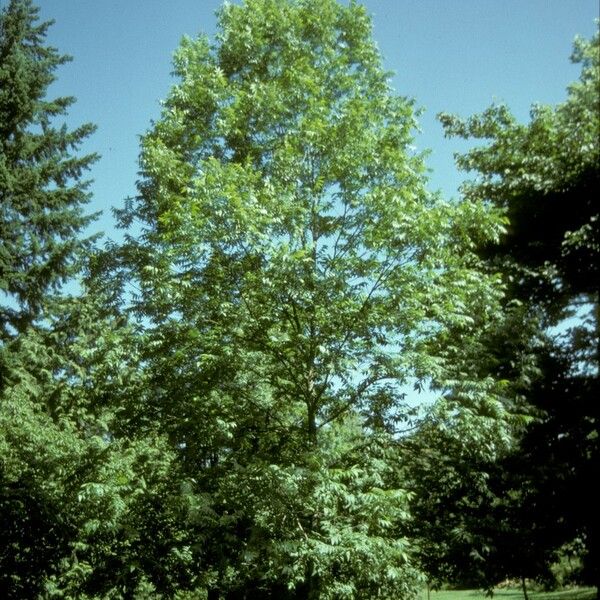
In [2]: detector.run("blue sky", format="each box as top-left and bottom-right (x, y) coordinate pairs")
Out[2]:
(28, 0), (599, 241)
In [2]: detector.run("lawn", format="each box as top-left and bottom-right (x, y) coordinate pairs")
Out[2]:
(419, 588), (597, 600)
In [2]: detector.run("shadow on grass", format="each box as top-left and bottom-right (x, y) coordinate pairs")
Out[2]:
(421, 588), (596, 600)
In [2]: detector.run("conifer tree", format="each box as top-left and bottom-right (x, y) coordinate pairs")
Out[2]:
(0, 0), (97, 344)
(0, 2), (106, 595)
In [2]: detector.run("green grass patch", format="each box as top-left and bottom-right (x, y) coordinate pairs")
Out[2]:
(419, 588), (596, 600)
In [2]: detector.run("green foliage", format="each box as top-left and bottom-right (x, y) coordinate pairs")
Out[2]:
(113, 0), (506, 596)
(430, 27), (600, 591)
(419, 588), (597, 600)
(438, 30), (599, 316)
(0, 2), (170, 596)
(0, 0), (98, 340)
(1, 0), (544, 597)
(0, 1), (105, 594)
(0, 277), (193, 598)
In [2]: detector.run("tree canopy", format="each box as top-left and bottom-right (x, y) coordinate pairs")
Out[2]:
(431, 27), (599, 591)
(1, 0), (597, 598)
(0, 0), (97, 341)
(0, 3), (161, 597)
(111, 0), (506, 596)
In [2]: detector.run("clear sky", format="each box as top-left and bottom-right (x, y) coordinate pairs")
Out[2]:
(23, 0), (599, 240)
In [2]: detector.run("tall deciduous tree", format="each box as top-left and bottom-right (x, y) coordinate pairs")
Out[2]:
(438, 28), (599, 592)
(116, 0), (506, 596)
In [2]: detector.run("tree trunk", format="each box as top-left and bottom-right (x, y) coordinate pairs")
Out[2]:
(307, 403), (317, 445)
(306, 364), (318, 446)
(521, 576), (529, 600)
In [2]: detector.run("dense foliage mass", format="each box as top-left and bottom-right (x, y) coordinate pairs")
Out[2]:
(0, 0), (98, 594)
(0, 2), (171, 597)
(109, 0), (507, 596)
(1, 0), (597, 598)
(0, 0), (97, 337)
(410, 28), (599, 594)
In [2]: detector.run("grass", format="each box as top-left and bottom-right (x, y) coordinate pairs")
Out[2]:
(419, 588), (597, 600)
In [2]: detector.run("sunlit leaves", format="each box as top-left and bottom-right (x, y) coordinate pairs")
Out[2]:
(111, 0), (509, 596)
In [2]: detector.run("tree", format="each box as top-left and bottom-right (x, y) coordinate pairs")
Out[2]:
(438, 28), (599, 592)
(402, 288), (546, 592)
(115, 0), (507, 596)
(0, 0), (97, 344)
(0, 288), (169, 599)
(0, 3), (145, 596)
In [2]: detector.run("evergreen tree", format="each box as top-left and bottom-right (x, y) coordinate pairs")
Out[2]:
(0, 2), (108, 595)
(0, 0), (97, 344)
